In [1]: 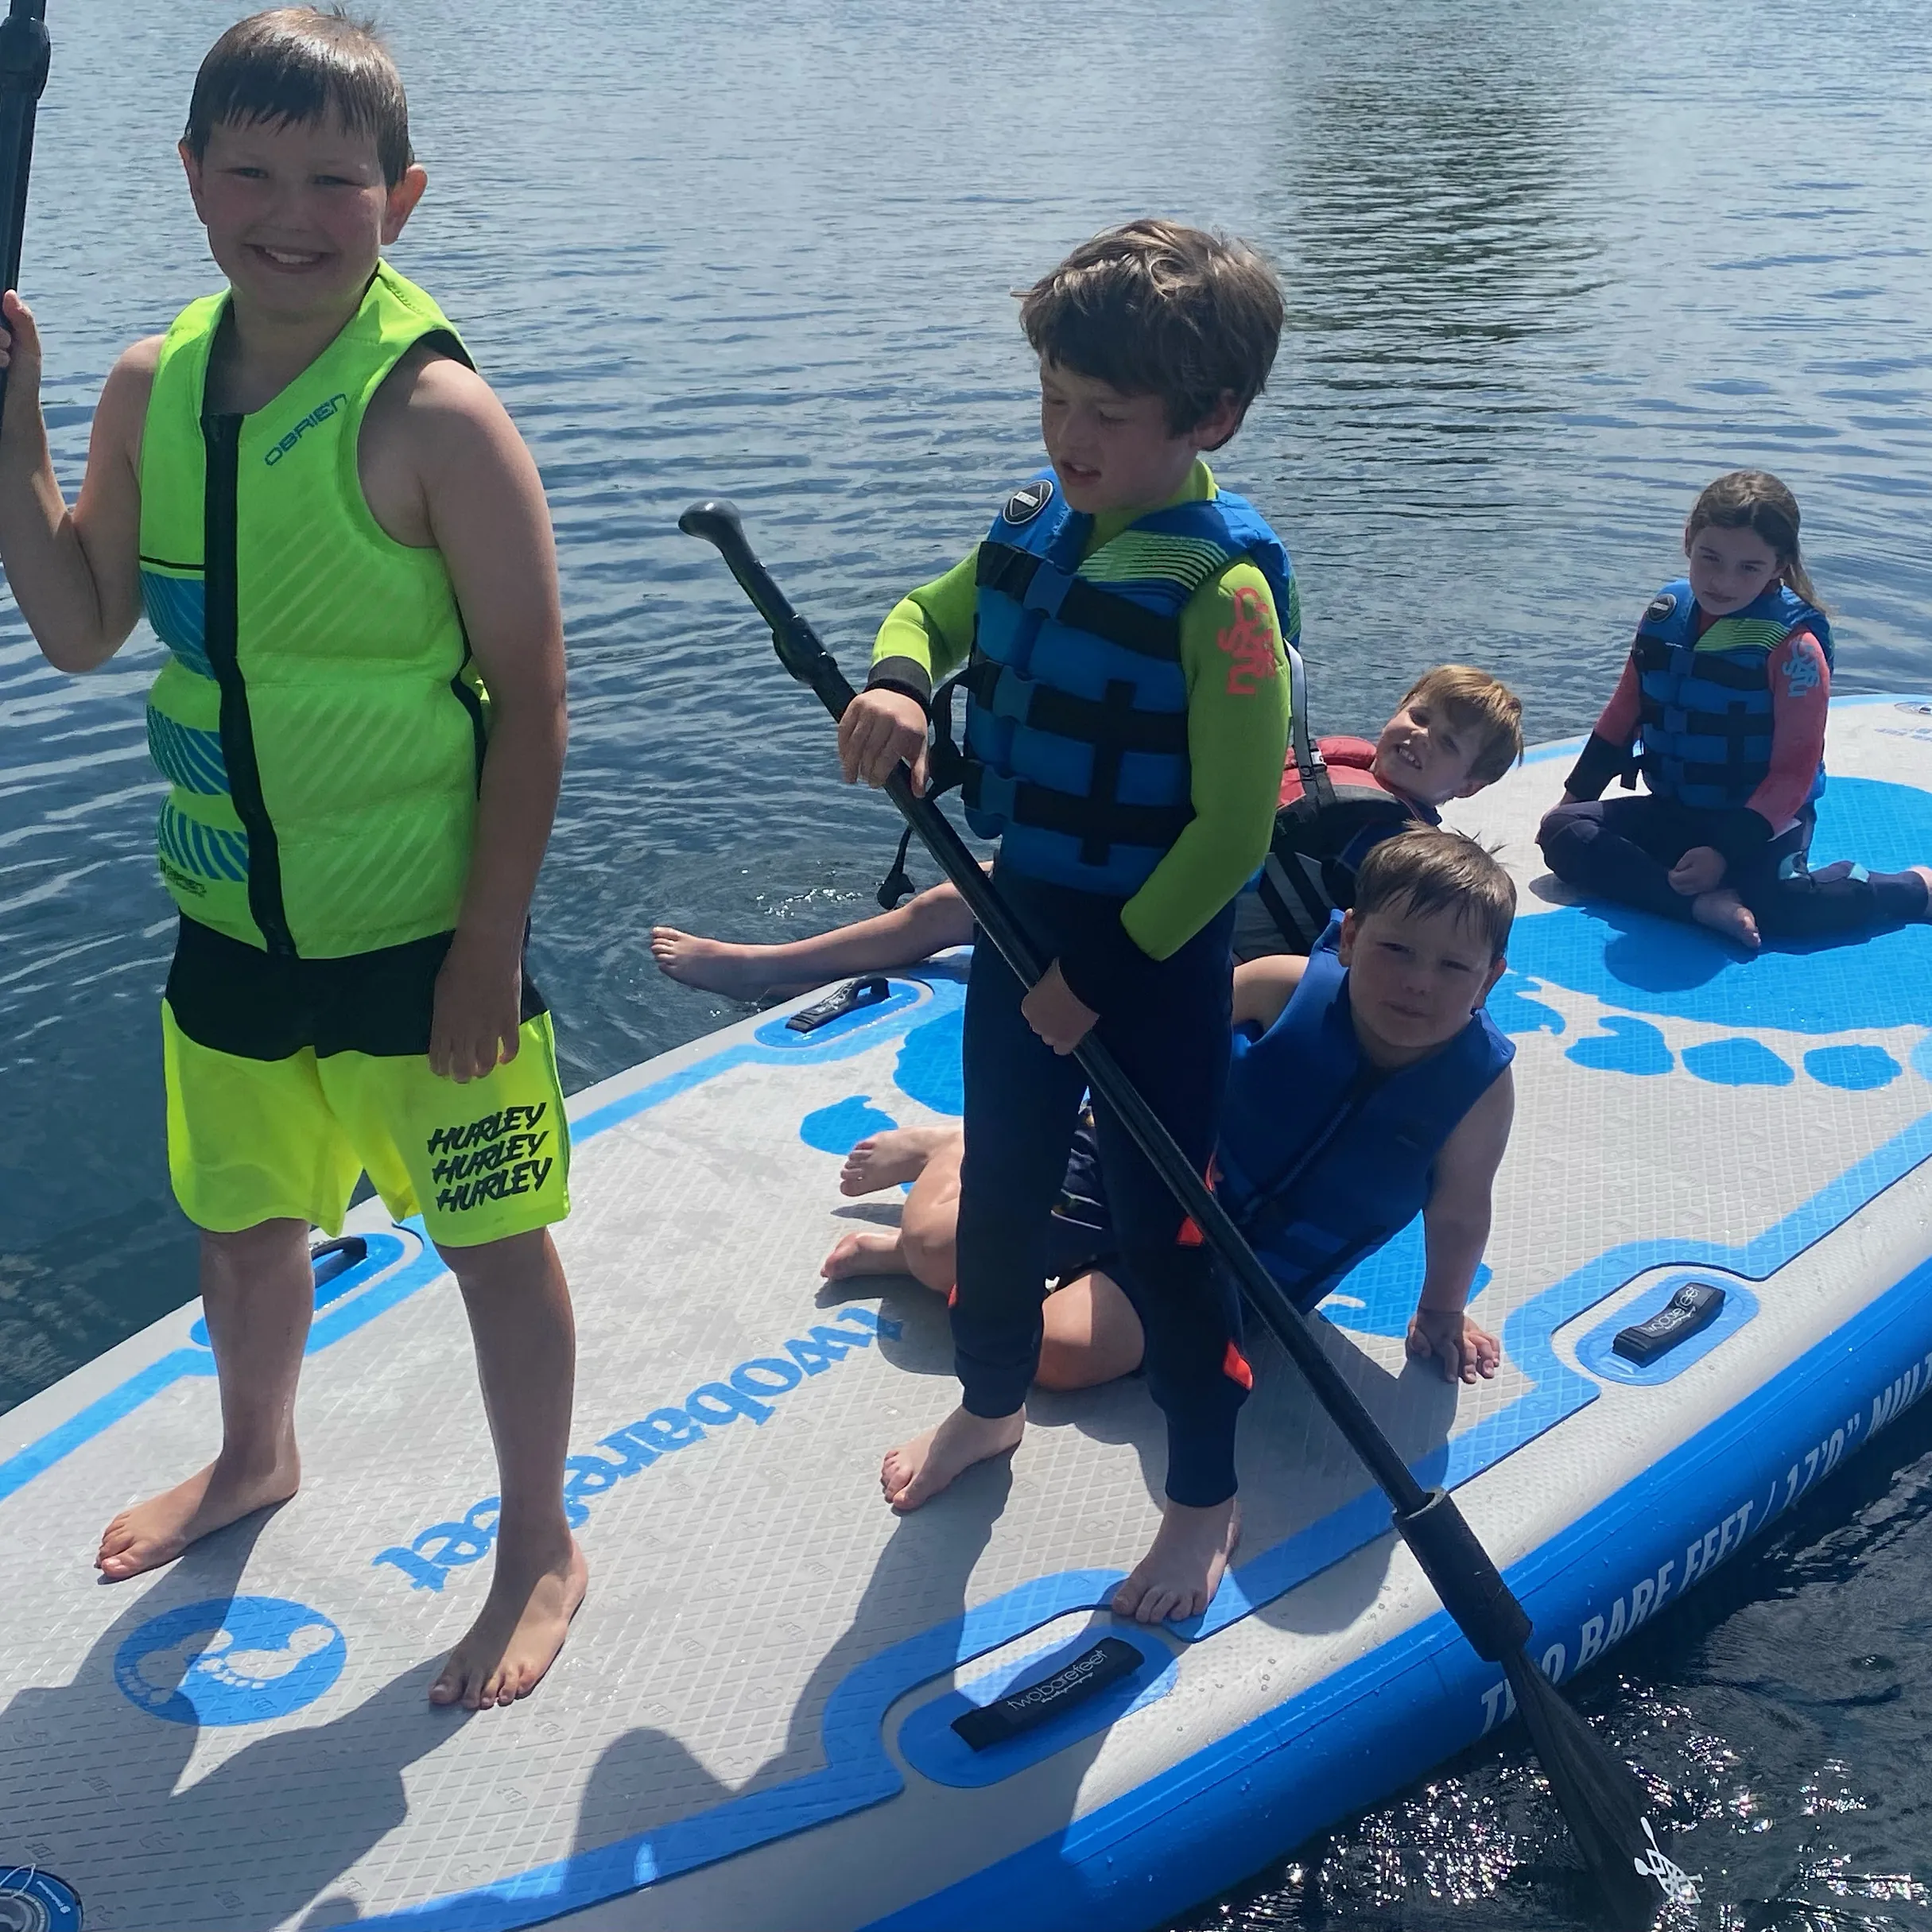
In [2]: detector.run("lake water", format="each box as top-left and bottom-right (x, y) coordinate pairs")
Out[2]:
(3, 0), (1932, 1922)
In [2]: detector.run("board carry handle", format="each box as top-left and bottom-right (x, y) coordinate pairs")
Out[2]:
(680, 497), (1678, 1926)
(0, 0), (48, 434)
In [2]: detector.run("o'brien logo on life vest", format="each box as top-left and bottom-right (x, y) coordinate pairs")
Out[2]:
(264, 392), (349, 467)
(425, 1102), (555, 1216)
(372, 1305), (900, 1591)
(1004, 478), (1054, 526)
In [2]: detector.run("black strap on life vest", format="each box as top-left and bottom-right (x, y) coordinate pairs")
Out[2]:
(876, 648), (1193, 906)
(952, 654), (1190, 755)
(959, 762), (1193, 858)
(1635, 638), (1778, 801)
(1255, 641), (1415, 951)
(871, 554), (1199, 908)
(975, 541), (1185, 661)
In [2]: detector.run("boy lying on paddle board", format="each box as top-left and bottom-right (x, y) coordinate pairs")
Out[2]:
(649, 664), (1523, 997)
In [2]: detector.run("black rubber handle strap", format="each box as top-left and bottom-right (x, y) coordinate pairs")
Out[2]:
(951, 1635), (1144, 1752)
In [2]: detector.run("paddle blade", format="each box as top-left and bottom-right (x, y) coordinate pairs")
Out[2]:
(1503, 1649), (1688, 1926)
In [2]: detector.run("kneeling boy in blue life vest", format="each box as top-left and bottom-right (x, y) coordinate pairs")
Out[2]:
(828, 831), (1517, 1532)
(0, 10), (580, 1709)
(839, 220), (1294, 1622)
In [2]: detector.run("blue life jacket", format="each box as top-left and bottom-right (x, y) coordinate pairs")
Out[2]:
(1214, 916), (1513, 1309)
(959, 472), (1298, 895)
(1633, 577), (1833, 812)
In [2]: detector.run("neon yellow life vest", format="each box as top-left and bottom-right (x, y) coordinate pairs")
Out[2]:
(139, 262), (488, 958)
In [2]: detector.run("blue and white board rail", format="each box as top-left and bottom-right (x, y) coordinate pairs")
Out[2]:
(6, 695), (1932, 1930)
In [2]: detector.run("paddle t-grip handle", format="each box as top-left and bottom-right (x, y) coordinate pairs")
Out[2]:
(679, 498), (855, 717)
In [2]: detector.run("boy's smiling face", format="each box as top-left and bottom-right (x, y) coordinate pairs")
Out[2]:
(1038, 358), (1240, 515)
(1371, 697), (1485, 807)
(1338, 899), (1507, 1067)
(181, 114), (425, 325)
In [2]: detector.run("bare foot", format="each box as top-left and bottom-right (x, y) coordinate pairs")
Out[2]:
(430, 1538), (588, 1710)
(880, 1406), (1024, 1512)
(1111, 1498), (1242, 1624)
(839, 1126), (955, 1197)
(649, 927), (776, 999)
(822, 1229), (909, 1279)
(1691, 887), (1760, 951)
(96, 1445), (301, 1581)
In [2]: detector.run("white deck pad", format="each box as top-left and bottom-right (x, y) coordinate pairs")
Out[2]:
(8, 696), (1932, 1930)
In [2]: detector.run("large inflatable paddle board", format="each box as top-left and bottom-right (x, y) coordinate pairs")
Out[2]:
(8, 693), (1932, 1930)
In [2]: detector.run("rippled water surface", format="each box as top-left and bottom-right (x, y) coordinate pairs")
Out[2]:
(4, 0), (1932, 1922)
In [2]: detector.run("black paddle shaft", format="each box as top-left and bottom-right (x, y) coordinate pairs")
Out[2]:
(0, 0), (48, 431)
(678, 496), (1541, 1648)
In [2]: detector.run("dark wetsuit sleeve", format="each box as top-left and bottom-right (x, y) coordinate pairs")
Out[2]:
(1563, 653), (1643, 800)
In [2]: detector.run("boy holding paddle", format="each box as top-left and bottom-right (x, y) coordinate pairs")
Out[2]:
(826, 829), (1515, 1413)
(839, 220), (1293, 1621)
(0, 8), (581, 1709)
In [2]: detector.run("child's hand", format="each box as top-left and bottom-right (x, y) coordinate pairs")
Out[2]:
(1668, 844), (1726, 896)
(430, 932), (524, 1083)
(1021, 958), (1098, 1055)
(1406, 1305), (1501, 1383)
(0, 289), (44, 453)
(838, 688), (929, 793)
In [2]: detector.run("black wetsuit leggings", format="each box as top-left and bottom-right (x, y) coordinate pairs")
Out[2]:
(952, 864), (1247, 1508)
(1538, 795), (1927, 939)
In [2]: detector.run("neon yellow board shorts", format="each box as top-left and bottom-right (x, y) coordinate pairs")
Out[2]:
(162, 916), (572, 1247)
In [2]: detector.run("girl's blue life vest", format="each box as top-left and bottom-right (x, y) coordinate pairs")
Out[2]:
(1213, 914), (1514, 1309)
(1631, 576), (1834, 813)
(947, 471), (1297, 896)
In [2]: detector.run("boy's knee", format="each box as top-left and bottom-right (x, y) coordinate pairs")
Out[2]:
(906, 884), (972, 946)
(437, 1226), (556, 1292)
(200, 1217), (308, 1259)
(898, 1222), (956, 1295)
(1537, 803), (1593, 868)
(1033, 1340), (1090, 1392)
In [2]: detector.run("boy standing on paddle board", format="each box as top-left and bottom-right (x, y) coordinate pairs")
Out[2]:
(839, 221), (1293, 1623)
(0, 10), (582, 1710)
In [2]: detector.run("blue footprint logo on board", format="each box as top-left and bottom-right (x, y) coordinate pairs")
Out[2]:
(114, 1596), (346, 1725)
(1325, 775), (1932, 1335)
(800, 1007), (968, 1157)
(1492, 777), (1932, 1094)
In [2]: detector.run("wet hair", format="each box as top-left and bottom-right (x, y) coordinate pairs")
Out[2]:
(1352, 828), (1516, 961)
(1017, 220), (1285, 440)
(184, 8), (412, 188)
(1398, 665), (1525, 789)
(1683, 469), (1821, 608)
